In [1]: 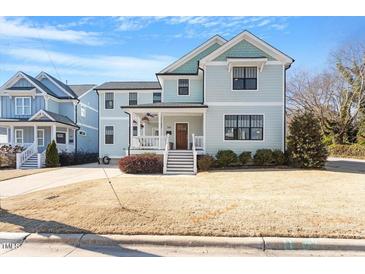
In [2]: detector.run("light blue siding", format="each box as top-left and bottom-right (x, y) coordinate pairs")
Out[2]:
(59, 102), (75, 121)
(39, 78), (69, 98)
(13, 78), (34, 88)
(47, 99), (59, 113)
(163, 79), (203, 103)
(172, 43), (222, 73)
(77, 125), (98, 153)
(99, 119), (129, 158)
(214, 40), (276, 61)
(1, 96), (45, 118)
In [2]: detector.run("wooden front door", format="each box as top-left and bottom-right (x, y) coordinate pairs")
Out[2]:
(175, 123), (188, 150)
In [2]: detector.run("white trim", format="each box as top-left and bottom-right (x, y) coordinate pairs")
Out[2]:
(29, 109), (55, 121)
(77, 86), (97, 99)
(97, 89), (160, 94)
(159, 35), (227, 73)
(200, 31), (293, 67)
(35, 72), (75, 98)
(100, 116), (129, 120)
(230, 66), (260, 92)
(104, 125), (114, 145)
(79, 102), (98, 113)
(207, 102), (283, 106)
(14, 128), (24, 145)
(47, 96), (78, 103)
(282, 64), (286, 152)
(80, 105), (86, 117)
(103, 92), (114, 110)
(222, 113), (265, 143)
(206, 60), (282, 67)
(37, 128), (44, 147)
(78, 123), (98, 131)
(157, 74), (202, 80)
(174, 122), (189, 150)
(176, 79), (190, 96)
(14, 97), (32, 115)
(123, 108), (207, 114)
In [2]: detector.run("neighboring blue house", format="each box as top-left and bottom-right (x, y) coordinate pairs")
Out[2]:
(96, 30), (294, 174)
(0, 71), (98, 169)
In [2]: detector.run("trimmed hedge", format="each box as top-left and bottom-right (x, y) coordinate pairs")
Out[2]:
(59, 152), (98, 166)
(119, 154), (163, 174)
(272, 149), (286, 165)
(253, 149), (273, 165)
(239, 151), (252, 165)
(215, 150), (238, 167)
(328, 144), (365, 159)
(197, 155), (215, 171)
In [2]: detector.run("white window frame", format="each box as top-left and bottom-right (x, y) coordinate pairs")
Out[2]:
(80, 105), (86, 117)
(231, 66), (259, 92)
(15, 97), (32, 115)
(104, 92), (114, 110)
(37, 129), (44, 147)
(15, 129), (24, 144)
(104, 125), (114, 145)
(177, 79), (190, 96)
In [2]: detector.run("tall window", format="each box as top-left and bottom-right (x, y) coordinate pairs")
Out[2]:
(178, 79), (189, 95)
(105, 126), (114, 144)
(132, 126), (138, 136)
(232, 67), (257, 90)
(15, 129), (23, 144)
(15, 97), (31, 115)
(105, 92), (114, 109)
(37, 129), (44, 147)
(153, 92), (161, 103)
(224, 115), (263, 140)
(56, 132), (66, 144)
(129, 92), (138, 105)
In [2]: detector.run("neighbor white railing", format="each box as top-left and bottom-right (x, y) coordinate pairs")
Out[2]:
(192, 134), (197, 174)
(194, 135), (204, 150)
(163, 134), (170, 174)
(16, 142), (37, 169)
(131, 136), (160, 149)
(37, 149), (47, 168)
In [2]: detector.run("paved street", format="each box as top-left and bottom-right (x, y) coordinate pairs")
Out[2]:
(326, 157), (365, 173)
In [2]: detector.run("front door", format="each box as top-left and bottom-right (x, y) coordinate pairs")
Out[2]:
(175, 123), (188, 150)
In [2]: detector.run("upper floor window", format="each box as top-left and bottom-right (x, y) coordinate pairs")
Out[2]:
(105, 126), (114, 144)
(105, 92), (114, 109)
(153, 92), (161, 103)
(224, 114), (263, 140)
(178, 79), (189, 95)
(129, 92), (138, 105)
(15, 97), (31, 115)
(232, 67), (257, 90)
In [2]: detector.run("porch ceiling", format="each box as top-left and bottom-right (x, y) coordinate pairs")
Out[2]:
(122, 102), (208, 114)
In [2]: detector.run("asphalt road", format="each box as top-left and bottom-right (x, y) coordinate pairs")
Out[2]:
(326, 157), (365, 173)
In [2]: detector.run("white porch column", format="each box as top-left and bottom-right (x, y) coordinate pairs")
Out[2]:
(130, 111), (134, 148)
(158, 112), (162, 149)
(137, 115), (141, 136)
(9, 125), (14, 145)
(33, 125), (37, 145)
(51, 125), (56, 142)
(203, 111), (206, 152)
(73, 128), (76, 150)
(66, 128), (69, 152)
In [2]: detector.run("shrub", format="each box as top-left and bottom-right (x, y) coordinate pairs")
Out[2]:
(198, 155), (215, 171)
(59, 152), (98, 166)
(239, 151), (252, 165)
(287, 111), (328, 168)
(322, 135), (333, 146)
(272, 149), (286, 165)
(0, 145), (24, 154)
(119, 154), (163, 174)
(254, 149), (273, 165)
(46, 140), (60, 167)
(215, 150), (238, 167)
(328, 144), (365, 159)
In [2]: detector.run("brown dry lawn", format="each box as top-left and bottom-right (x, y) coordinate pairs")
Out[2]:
(0, 168), (365, 238)
(0, 168), (59, 182)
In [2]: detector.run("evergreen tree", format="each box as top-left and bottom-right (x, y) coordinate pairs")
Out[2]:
(46, 140), (60, 167)
(287, 111), (328, 168)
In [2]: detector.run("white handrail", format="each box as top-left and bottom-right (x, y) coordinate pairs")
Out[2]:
(163, 134), (170, 174)
(131, 136), (160, 149)
(192, 133), (197, 174)
(16, 142), (37, 169)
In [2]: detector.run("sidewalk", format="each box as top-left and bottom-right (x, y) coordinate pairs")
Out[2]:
(1, 233), (365, 257)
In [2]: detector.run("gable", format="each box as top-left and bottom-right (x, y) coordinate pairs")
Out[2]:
(214, 40), (276, 61)
(172, 42), (223, 73)
(12, 78), (35, 88)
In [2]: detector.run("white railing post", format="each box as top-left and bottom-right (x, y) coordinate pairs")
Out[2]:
(16, 153), (21, 169)
(37, 153), (41, 168)
(163, 134), (170, 174)
(192, 134), (197, 174)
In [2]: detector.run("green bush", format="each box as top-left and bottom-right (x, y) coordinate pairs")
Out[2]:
(322, 135), (333, 146)
(272, 149), (286, 165)
(46, 140), (60, 167)
(239, 151), (252, 165)
(287, 111), (328, 168)
(253, 149), (273, 165)
(215, 150), (238, 167)
(197, 155), (215, 171)
(328, 144), (365, 159)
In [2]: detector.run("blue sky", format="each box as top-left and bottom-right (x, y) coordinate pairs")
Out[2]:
(0, 16), (364, 85)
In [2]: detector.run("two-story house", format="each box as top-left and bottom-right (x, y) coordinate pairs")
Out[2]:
(0, 71), (98, 169)
(96, 30), (294, 174)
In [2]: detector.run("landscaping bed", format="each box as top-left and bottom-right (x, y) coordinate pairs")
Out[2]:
(0, 169), (364, 238)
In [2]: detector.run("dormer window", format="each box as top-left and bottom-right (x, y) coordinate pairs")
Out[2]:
(232, 67), (257, 90)
(15, 97), (31, 115)
(178, 79), (189, 95)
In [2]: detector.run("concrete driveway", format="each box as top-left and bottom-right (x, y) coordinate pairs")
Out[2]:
(0, 163), (122, 198)
(326, 157), (365, 173)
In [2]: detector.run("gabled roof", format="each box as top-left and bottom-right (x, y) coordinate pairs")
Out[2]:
(200, 30), (294, 67)
(95, 81), (161, 90)
(69, 84), (96, 97)
(15, 72), (59, 98)
(158, 35), (227, 74)
(29, 109), (78, 127)
(36, 72), (78, 99)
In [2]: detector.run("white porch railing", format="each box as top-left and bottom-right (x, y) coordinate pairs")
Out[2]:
(16, 142), (37, 169)
(163, 134), (170, 174)
(192, 134), (197, 174)
(131, 136), (163, 149)
(194, 135), (204, 150)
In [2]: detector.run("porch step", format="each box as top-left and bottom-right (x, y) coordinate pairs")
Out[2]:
(20, 153), (40, 169)
(165, 150), (195, 175)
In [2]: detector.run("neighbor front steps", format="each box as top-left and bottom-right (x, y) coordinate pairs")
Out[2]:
(20, 154), (39, 169)
(165, 150), (195, 175)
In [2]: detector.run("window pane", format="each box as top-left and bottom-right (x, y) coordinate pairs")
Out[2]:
(224, 128), (235, 140)
(238, 115), (250, 127)
(24, 98), (31, 107)
(238, 128), (250, 140)
(105, 93), (114, 109)
(244, 67), (257, 78)
(250, 115), (263, 127)
(105, 126), (114, 144)
(178, 87), (189, 95)
(56, 132), (66, 144)
(129, 92), (138, 105)
(233, 67), (245, 78)
(24, 106), (31, 115)
(178, 79), (189, 87)
(178, 79), (189, 95)
(133, 126), (138, 136)
(225, 115), (237, 127)
(233, 78), (244, 90)
(153, 92), (161, 103)
(245, 79), (257, 90)
(251, 128), (263, 140)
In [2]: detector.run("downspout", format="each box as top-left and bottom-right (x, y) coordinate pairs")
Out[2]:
(198, 62), (205, 104)
(74, 99), (79, 153)
(96, 89), (100, 156)
(124, 111), (131, 156)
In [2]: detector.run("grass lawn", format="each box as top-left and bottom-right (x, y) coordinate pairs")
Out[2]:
(0, 169), (364, 238)
(0, 168), (59, 182)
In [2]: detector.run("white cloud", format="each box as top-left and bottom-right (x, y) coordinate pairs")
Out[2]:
(0, 17), (102, 45)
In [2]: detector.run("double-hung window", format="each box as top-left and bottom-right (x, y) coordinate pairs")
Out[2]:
(105, 126), (114, 144)
(105, 92), (114, 109)
(224, 115), (263, 140)
(15, 97), (31, 115)
(15, 129), (23, 144)
(232, 67), (257, 90)
(178, 79), (189, 95)
(37, 129), (44, 147)
(153, 92), (161, 103)
(129, 92), (138, 105)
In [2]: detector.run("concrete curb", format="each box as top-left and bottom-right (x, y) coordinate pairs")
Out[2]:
(9, 233), (365, 251)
